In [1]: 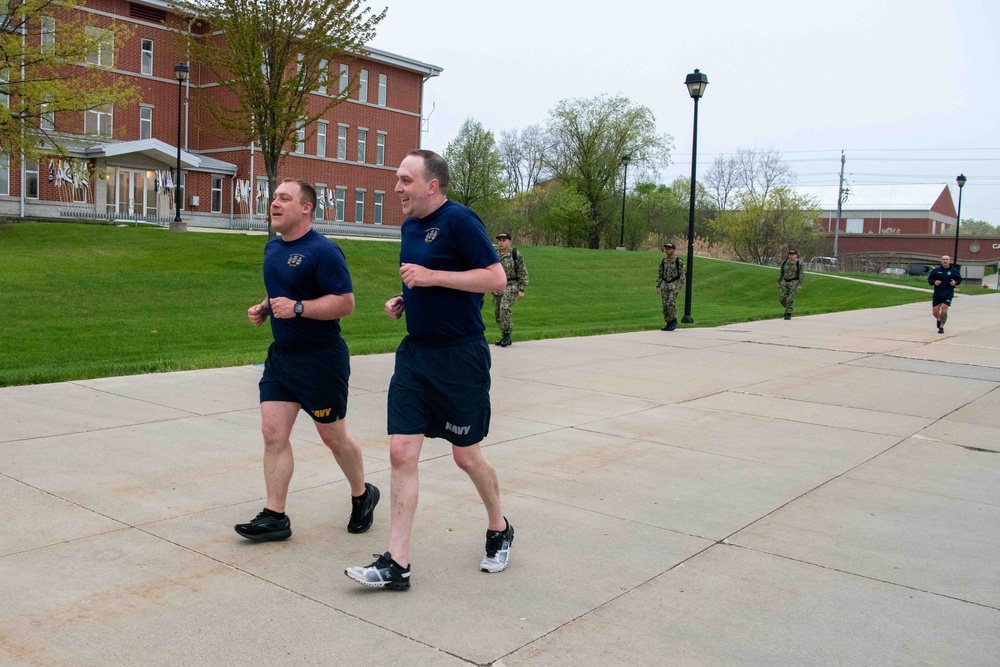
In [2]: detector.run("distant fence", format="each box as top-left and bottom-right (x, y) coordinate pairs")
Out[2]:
(60, 208), (170, 226)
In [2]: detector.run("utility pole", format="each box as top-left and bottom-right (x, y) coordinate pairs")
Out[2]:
(834, 150), (845, 259)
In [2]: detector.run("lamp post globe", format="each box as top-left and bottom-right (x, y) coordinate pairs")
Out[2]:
(171, 63), (189, 232)
(681, 68), (708, 324)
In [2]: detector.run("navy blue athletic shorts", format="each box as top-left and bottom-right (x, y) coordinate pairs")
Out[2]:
(259, 338), (350, 423)
(387, 334), (491, 447)
(932, 294), (953, 307)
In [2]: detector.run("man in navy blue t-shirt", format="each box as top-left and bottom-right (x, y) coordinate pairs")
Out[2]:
(346, 150), (513, 591)
(928, 254), (962, 334)
(236, 179), (379, 542)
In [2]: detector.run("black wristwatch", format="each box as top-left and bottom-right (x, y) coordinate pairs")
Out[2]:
(293, 301), (303, 317)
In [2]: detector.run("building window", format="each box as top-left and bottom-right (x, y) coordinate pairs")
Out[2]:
(0, 70), (8, 108)
(376, 132), (385, 166)
(84, 107), (112, 137)
(141, 38), (153, 75)
(316, 121), (327, 157)
(315, 184), (325, 220)
(0, 153), (9, 196)
(339, 64), (348, 94)
(317, 59), (328, 94)
(337, 125), (347, 160)
(295, 119), (305, 153)
(41, 17), (55, 54)
(359, 69), (368, 102)
(26, 158), (39, 199)
(40, 98), (54, 132)
(357, 128), (366, 163)
(335, 186), (345, 221)
(85, 27), (113, 67)
(211, 175), (223, 212)
(139, 106), (152, 140)
(846, 218), (864, 233)
(378, 74), (387, 106)
(355, 189), (364, 223)
(374, 191), (383, 225)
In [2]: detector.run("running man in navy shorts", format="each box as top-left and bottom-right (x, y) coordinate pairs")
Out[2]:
(928, 254), (962, 334)
(236, 179), (378, 542)
(346, 150), (513, 590)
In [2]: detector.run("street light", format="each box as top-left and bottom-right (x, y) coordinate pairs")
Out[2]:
(953, 173), (966, 263)
(618, 154), (631, 249)
(681, 68), (708, 324)
(171, 63), (189, 232)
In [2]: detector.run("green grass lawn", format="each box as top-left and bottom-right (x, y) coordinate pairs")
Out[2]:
(0, 222), (936, 387)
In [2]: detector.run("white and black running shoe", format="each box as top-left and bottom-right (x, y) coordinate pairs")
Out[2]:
(345, 552), (411, 590)
(480, 518), (514, 573)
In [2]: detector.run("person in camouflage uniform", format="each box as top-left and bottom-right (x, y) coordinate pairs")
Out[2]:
(655, 242), (685, 331)
(493, 232), (528, 347)
(778, 249), (804, 320)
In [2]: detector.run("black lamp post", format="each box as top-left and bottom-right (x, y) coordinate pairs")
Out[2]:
(953, 173), (966, 263)
(171, 63), (189, 232)
(681, 68), (708, 324)
(618, 154), (631, 249)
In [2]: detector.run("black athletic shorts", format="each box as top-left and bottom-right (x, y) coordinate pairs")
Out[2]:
(259, 338), (350, 423)
(932, 293), (954, 307)
(387, 334), (491, 447)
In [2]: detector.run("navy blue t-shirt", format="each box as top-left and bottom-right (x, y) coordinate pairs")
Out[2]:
(927, 265), (962, 298)
(263, 229), (353, 350)
(399, 200), (500, 342)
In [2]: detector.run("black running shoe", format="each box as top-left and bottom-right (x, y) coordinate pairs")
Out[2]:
(938, 327), (945, 334)
(345, 552), (411, 590)
(347, 482), (380, 534)
(481, 518), (514, 573)
(234, 509), (291, 542)
(936, 319), (941, 328)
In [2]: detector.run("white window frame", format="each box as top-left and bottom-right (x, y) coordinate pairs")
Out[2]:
(295, 119), (305, 154)
(316, 121), (327, 157)
(339, 64), (348, 94)
(315, 184), (326, 220)
(256, 176), (269, 215)
(84, 106), (113, 137)
(40, 98), (54, 132)
(359, 69), (368, 102)
(355, 188), (365, 223)
(41, 17), (55, 55)
(337, 124), (347, 160)
(0, 152), (9, 196)
(86, 27), (113, 67)
(335, 186), (345, 221)
(357, 128), (366, 163)
(139, 105), (152, 140)
(211, 175), (223, 212)
(0, 69), (8, 108)
(376, 132), (385, 166)
(378, 73), (387, 106)
(141, 38), (153, 75)
(374, 191), (383, 225)
(25, 158), (39, 199)
(317, 59), (328, 94)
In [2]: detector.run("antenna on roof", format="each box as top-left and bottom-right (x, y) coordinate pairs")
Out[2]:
(421, 100), (435, 136)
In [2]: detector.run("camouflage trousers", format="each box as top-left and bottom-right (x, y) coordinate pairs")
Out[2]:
(493, 287), (518, 335)
(660, 286), (681, 323)
(779, 280), (798, 313)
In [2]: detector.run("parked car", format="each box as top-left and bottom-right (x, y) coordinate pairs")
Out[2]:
(882, 267), (906, 276)
(808, 256), (838, 270)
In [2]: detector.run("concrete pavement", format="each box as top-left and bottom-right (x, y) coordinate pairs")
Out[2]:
(3, 296), (1000, 666)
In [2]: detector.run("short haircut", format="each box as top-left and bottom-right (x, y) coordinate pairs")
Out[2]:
(282, 178), (316, 211)
(407, 149), (450, 192)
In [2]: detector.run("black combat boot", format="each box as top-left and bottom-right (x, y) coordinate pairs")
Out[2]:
(499, 334), (512, 347)
(665, 319), (678, 331)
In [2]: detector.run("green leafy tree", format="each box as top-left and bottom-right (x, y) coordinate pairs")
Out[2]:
(0, 0), (137, 157)
(544, 94), (672, 248)
(958, 218), (999, 236)
(710, 187), (820, 264)
(443, 117), (506, 216)
(181, 0), (384, 235)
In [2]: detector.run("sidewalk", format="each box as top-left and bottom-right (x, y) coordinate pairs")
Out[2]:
(3, 297), (999, 666)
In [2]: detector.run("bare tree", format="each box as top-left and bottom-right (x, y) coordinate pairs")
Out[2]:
(704, 155), (740, 211)
(498, 129), (523, 197)
(735, 147), (794, 202)
(498, 124), (547, 197)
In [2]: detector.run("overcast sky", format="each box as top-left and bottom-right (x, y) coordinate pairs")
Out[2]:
(369, 0), (999, 224)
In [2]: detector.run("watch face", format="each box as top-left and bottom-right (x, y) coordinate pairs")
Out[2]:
(294, 302), (303, 314)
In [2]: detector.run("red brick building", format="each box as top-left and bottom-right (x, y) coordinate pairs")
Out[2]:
(794, 184), (957, 235)
(1, 0), (441, 232)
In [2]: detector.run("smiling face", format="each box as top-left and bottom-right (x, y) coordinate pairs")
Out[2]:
(270, 181), (312, 238)
(395, 154), (443, 219)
